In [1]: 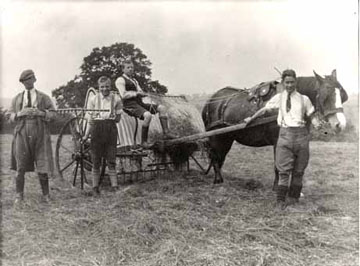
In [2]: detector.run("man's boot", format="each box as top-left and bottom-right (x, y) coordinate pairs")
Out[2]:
(272, 167), (279, 192)
(159, 116), (176, 139)
(288, 171), (303, 205)
(141, 125), (152, 149)
(275, 185), (288, 211)
(39, 173), (50, 203)
(15, 171), (25, 205)
(92, 170), (101, 196)
(108, 169), (118, 192)
(288, 184), (302, 205)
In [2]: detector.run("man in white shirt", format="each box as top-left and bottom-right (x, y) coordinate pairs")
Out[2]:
(115, 60), (174, 148)
(85, 76), (122, 195)
(7, 69), (56, 205)
(244, 69), (320, 210)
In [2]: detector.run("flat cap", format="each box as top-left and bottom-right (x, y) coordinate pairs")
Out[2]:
(19, 69), (35, 82)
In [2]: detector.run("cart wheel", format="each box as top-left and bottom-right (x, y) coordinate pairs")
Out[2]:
(55, 116), (92, 189)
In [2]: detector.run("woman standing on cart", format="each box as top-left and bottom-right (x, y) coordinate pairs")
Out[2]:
(115, 60), (175, 148)
(84, 76), (122, 195)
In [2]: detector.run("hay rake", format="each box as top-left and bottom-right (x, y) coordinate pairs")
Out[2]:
(54, 88), (207, 190)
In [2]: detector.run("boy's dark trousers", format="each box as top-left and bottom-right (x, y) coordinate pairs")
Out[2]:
(90, 120), (118, 190)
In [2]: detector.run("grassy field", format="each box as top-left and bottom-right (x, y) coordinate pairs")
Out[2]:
(0, 134), (358, 266)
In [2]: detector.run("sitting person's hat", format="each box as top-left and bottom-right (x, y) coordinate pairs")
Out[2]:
(19, 69), (35, 82)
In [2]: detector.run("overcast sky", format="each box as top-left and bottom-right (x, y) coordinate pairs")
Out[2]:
(1, 0), (358, 102)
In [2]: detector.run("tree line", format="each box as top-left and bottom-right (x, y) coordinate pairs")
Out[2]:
(0, 42), (357, 142)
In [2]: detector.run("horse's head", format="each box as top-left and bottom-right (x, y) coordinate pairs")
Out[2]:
(313, 69), (347, 132)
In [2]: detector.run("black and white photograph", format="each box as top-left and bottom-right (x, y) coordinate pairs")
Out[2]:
(0, 1), (358, 265)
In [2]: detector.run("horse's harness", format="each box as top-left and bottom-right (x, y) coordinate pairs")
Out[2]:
(204, 82), (278, 130)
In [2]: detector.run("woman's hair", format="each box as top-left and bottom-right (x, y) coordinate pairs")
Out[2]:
(122, 59), (134, 69)
(281, 69), (297, 81)
(97, 75), (111, 85)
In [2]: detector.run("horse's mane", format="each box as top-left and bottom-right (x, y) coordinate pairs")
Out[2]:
(219, 86), (244, 94)
(296, 76), (318, 106)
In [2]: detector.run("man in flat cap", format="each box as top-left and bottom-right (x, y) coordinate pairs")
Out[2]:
(6, 69), (56, 205)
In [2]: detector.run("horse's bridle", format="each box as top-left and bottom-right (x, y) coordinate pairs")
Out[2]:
(323, 107), (344, 117)
(314, 84), (344, 121)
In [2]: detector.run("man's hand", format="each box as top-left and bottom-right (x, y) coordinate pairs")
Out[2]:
(17, 108), (31, 117)
(114, 114), (121, 123)
(81, 135), (90, 144)
(33, 109), (46, 117)
(17, 108), (45, 117)
(137, 91), (147, 97)
(244, 117), (253, 125)
(311, 116), (321, 130)
(5, 112), (16, 122)
(312, 122), (321, 130)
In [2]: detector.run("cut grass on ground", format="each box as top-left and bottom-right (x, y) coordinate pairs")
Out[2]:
(1, 134), (358, 266)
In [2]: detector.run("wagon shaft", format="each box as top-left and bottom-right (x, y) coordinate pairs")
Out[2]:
(162, 115), (277, 145)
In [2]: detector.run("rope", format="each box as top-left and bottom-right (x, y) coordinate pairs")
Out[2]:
(145, 92), (187, 100)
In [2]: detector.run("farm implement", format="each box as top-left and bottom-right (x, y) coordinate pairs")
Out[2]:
(54, 88), (276, 189)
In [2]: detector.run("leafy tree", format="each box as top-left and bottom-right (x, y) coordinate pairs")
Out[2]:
(52, 42), (167, 108)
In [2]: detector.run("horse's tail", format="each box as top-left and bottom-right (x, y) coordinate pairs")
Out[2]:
(201, 99), (211, 129)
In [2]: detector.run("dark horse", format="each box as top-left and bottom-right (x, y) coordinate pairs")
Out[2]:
(202, 70), (348, 184)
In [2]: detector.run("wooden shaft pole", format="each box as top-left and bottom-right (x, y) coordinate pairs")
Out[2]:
(163, 115), (277, 145)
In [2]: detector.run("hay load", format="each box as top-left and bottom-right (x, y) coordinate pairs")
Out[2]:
(146, 94), (205, 140)
(145, 93), (206, 164)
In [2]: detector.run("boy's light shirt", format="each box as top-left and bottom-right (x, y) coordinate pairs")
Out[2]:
(87, 93), (122, 120)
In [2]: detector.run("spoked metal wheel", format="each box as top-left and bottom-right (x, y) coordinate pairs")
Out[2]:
(55, 116), (92, 189)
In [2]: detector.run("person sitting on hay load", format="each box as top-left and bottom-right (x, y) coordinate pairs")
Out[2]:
(84, 76), (122, 195)
(115, 60), (175, 148)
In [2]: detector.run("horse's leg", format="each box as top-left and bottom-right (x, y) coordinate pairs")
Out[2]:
(212, 160), (223, 184)
(273, 144), (279, 191)
(209, 135), (233, 184)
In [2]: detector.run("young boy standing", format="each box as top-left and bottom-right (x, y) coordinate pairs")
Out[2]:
(85, 76), (122, 195)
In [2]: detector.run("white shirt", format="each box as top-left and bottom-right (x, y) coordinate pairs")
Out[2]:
(266, 90), (315, 127)
(115, 74), (143, 99)
(22, 88), (37, 108)
(87, 92), (122, 120)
